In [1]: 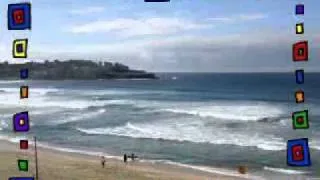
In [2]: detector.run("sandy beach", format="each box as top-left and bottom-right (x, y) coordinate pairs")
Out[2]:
(0, 140), (252, 180)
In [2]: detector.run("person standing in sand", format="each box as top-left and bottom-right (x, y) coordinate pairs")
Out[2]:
(124, 154), (127, 164)
(101, 156), (105, 168)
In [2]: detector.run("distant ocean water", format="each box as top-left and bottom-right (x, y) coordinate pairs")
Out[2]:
(0, 73), (319, 179)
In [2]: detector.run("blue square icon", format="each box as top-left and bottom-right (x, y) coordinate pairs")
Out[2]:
(8, 3), (31, 30)
(145, 0), (170, 2)
(287, 138), (311, 166)
(295, 4), (304, 15)
(295, 69), (304, 84)
(9, 177), (34, 180)
(20, 68), (29, 79)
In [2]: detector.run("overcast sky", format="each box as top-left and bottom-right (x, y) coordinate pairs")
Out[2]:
(0, 0), (319, 72)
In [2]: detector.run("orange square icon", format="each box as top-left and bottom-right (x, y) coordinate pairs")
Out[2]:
(20, 86), (28, 99)
(295, 90), (304, 103)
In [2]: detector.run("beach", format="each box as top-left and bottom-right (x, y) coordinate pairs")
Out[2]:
(0, 140), (250, 180)
(0, 75), (319, 179)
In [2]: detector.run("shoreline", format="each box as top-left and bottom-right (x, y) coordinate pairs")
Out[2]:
(0, 139), (257, 180)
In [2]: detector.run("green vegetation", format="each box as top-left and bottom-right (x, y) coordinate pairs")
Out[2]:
(0, 60), (157, 80)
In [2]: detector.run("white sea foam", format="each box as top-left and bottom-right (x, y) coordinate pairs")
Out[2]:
(51, 108), (106, 125)
(0, 80), (24, 84)
(77, 120), (320, 151)
(0, 135), (29, 143)
(0, 87), (60, 95)
(67, 89), (174, 96)
(31, 108), (63, 115)
(76, 119), (287, 151)
(162, 103), (284, 121)
(140, 159), (262, 179)
(264, 166), (309, 175)
(0, 93), (133, 109)
(0, 120), (9, 130)
(310, 141), (320, 150)
(0, 87), (288, 123)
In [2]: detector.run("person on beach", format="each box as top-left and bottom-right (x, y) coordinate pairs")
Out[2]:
(131, 153), (137, 161)
(101, 156), (105, 168)
(124, 154), (127, 163)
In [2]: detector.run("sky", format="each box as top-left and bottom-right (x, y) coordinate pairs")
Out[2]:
(0, 0), (319, 72)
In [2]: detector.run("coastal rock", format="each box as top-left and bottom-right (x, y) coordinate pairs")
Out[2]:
(0, 60), (158, 80)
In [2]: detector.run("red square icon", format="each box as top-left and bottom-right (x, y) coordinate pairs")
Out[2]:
(20, 140), (28, 149)
(292, 145), (304, 161)
(293, 41), (308, 61)
(13, 9), (24, 24)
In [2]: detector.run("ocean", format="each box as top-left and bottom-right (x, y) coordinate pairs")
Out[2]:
(0, 73), (319, 179)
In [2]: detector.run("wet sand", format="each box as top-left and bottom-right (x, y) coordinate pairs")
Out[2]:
(0, 140), (251, 180)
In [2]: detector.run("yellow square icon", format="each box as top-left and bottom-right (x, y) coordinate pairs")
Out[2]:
(296, 23), (304, 34)
(295, 90), (304, 103)
(13, 39), (28, 58)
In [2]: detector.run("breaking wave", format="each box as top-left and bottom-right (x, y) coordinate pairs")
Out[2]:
(263, 166), (309, 175)
(76, 121), (287, 151)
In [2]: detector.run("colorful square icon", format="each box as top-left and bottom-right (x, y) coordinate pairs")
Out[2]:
(13, 111), (30, 132)
(20, 140), (28, 149)
(9, 178), (34, 180)
(287, 138), (311, 166)
(18, 159), (28, 171)
(13, 39), (28, 58)
(295, 69), (304, 84)
(145, 0), (170, 2)
(20, 86), (29, 99)
(293, 41), (308, 62)
(292, 110), (309, 129)
(295, 4), (304, 15)
(295, 90), (304, 103)
(296, 23), (304, 34)
(292, 145), (304, 161)
(20, 68), (29, 79)
(8, 3), (31, 30)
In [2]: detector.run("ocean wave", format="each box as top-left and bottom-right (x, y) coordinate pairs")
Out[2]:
(0, 120), (9, 130)
(76, 120), (320, 151)
(51, 108), (106, 125)
(0, 87), (60, 95)
(0, 135), (29, 143)
(0, 80), (24, 84)
(32, 109), (63, 115)
(67, 89), (175, 96)
(256, 117), (288, 123)
(263, 166), (309, 175)
(162, 103), (284, 121)
(76, 121), (287, 151)
(35, 99), (133, 109)
(310, 141), (320, 150)
(0, 94), (134, 109)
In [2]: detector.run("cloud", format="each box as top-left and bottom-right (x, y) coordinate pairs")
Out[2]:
(18, 32), (320, 72)
(67, 18), (213, 36)
(70, 7), (105, 15)
(207, 17), (233, 22)
(208, 13), (268, 23)
(238, 13), (268, 20)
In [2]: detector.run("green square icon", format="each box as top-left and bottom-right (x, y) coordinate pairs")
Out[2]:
(18, 159), (28, 172)
(292, 110), (309, 129)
